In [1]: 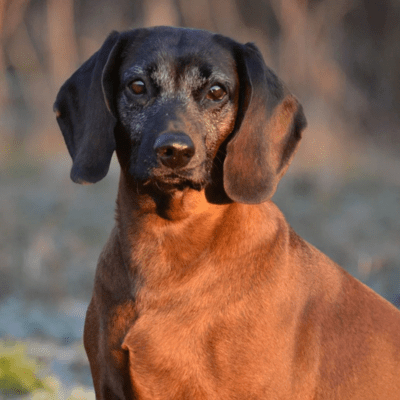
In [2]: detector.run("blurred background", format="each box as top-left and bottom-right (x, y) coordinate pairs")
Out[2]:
(1, 0), (400, 397)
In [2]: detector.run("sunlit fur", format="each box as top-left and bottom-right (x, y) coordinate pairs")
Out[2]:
(54, 27), (400, 400)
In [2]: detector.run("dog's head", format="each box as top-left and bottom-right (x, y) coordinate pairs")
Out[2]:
(54, 27), (306, 204)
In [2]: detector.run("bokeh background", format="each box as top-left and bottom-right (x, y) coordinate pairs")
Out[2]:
(1, 0), (400, 396)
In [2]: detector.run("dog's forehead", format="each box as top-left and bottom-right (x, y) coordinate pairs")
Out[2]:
(121, 28), (236, 87)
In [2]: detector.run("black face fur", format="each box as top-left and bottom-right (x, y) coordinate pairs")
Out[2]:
(54, 26), (306, 204)
(113, 28), (240, 191)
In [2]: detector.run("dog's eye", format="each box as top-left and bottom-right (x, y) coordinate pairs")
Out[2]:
(130, 80), (146, 95)
(207, 85), (226, 101)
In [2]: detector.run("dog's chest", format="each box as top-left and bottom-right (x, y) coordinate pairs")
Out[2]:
(122, 306), (213, 399)
(120, 293), (292, 400)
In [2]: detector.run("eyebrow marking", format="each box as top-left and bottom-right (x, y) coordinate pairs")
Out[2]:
(123, 66), (145, 81)
(123, 59), (231, 98)
(151, 62), (175, 92)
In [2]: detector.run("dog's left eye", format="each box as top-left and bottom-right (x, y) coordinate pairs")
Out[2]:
(206, 85), (226, 101)
(130, 80), (146, 95)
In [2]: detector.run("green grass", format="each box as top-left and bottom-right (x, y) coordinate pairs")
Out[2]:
(0, 340), (47, 397)
(0, 340), (94, 399)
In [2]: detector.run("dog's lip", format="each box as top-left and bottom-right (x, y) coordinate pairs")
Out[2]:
(144, 179), (203, 193)
(151, 162), (208, 180)
(143, 170), (207, 192)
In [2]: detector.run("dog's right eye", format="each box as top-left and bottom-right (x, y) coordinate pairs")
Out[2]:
(206, 85), (226, 101)
(130, 80), (146, 95)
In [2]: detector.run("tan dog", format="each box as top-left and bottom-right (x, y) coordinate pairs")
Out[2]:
(54, 27), (400, 399)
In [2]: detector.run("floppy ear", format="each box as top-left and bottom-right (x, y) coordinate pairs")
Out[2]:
(53, 31), (122, 184)
(223, 43), (307, 204)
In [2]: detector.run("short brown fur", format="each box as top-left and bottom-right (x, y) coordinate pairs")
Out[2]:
(54, 27), (400, 399)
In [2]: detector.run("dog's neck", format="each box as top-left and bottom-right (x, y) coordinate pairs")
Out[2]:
(114, 172), (229, 287)
(114, 171), (286, 292)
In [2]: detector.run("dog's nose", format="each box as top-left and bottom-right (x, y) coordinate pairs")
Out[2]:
(153, 133), (195, 169)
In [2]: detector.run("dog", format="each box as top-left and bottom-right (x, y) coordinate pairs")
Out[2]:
(54, 26), (400, 400)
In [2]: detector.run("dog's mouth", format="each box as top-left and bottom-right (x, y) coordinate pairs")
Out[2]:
(143, 173), (208, 193)
(139, 159), (212, 193)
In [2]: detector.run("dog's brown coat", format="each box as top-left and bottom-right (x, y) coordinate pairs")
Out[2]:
(54, 27), (400, 399)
